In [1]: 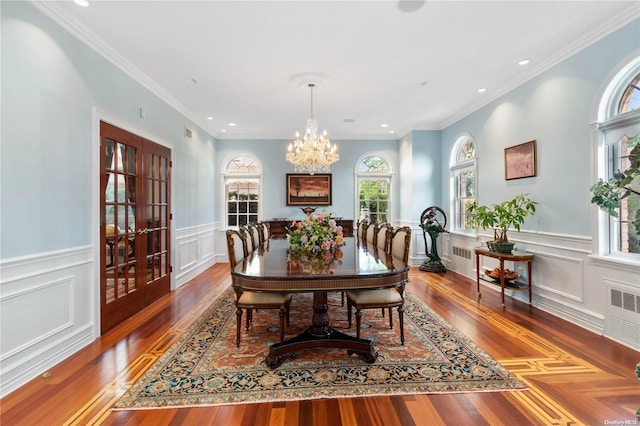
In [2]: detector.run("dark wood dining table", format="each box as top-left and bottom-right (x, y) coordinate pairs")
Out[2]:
(231, 237), (409, 368)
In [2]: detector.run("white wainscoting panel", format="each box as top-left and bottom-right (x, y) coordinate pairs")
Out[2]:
(0, 246), (95, 398)
(526, 250), (584, 303)
(447, 230), (618, 342)
(174, 223), (218, 288)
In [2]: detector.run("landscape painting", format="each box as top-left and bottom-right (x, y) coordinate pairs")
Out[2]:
(504, 140), (537, 180)
(286, 174), (332, 205)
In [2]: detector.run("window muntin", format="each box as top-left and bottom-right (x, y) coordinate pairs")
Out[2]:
(357, 155), (391, 223)
(227, 155), (260, 174)
(619, 73), (640, 114)
(358, 155), (389, 173)
(224, 155), (260, 227)
(450, 137), (477, 232)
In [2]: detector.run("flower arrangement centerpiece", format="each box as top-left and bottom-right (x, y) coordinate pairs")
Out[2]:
(287, 210), (346, 274)
(287, 209), (345, 255)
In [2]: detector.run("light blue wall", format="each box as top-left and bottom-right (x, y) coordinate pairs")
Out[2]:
(2, 0), (638, 255)
(409, 130), (442, 222)
(215, 139), (404, 222)
(441, 19), (640, 237)
(1, 2), (216, 258)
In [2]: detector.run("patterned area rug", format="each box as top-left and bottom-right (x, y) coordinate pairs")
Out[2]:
(114, 287), (526, 409)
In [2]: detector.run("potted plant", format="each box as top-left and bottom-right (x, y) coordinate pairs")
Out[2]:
(468, 193), (537, 253)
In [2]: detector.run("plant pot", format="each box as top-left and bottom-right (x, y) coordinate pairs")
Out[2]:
(487, 241), (515, 253)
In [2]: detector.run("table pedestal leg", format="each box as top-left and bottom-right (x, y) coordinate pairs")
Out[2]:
(265, 291), (378, 369)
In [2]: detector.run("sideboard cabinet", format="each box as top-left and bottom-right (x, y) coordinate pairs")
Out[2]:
(266, 219), (354, 239)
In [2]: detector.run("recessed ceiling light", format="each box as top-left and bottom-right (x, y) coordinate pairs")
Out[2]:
(73, 0), (90, 6)
(220, 129), (227, 133)
(381, 123), (389, 128)
(478, 88), (487, 93)
(389, 130), (395, 134)
(228, 122), (236, 127)
(518, 58), (531, 66)
(206, 116), (213, 120)
(398, 0), (425, 13)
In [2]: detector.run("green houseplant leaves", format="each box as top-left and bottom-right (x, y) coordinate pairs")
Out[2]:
(468, 193), (537, 245)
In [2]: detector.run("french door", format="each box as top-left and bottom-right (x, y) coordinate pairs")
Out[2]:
(100, 121), (171, 333)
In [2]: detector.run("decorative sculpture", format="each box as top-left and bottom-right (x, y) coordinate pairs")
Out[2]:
(419, 206), (448, 273)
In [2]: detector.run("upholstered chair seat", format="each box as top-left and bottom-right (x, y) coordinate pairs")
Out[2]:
(226, 229), (292, 347)
(346, 226), (411, 345)
(347, 287), (405, 345)
(235, 291), (292, 344)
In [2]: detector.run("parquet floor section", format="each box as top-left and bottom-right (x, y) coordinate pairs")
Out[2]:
(1, 264), (638, 426)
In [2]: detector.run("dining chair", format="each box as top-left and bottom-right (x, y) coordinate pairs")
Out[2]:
(247, 223), (261, 251)
(346, 226), (411, 345)
(239, 226), (255, 254)
(376, 223), (393, 253)
(388, 226), (411, 263)
(356, 218), (369, 243)
(226, 229), (292, 347)
(365, 222), (377, 246)
(257, 221), (270, 247)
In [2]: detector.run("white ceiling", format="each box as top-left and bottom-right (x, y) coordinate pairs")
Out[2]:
(36, 1), (639, 140)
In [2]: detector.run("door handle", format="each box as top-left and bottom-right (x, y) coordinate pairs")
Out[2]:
(137, 228), (150, 235)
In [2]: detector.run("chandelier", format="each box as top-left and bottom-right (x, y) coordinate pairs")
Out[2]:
(286, 83), (339, 175)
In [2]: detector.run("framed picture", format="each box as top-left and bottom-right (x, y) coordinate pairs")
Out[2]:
(286, 174), (332, 206)
(504, 140), (537, 180)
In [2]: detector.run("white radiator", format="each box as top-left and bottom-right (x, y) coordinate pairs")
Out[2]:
(608, 286), (640, 349)
(453, 246), (471, 259)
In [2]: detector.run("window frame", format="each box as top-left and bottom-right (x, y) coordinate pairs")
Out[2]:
(449, 135), (477, 234)
(594, 55), (640, 261)
(222, 154), (262, 229)
(355, 154), (393, 224)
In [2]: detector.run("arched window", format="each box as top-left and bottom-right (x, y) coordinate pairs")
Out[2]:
(224, 155), (261, 227)
(357, 155), (392, 223)
(449, 135), (477, 232)
(595, 57), (640, 258)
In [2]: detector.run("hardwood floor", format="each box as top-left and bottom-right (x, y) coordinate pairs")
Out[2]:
(1, 263), (638, 425)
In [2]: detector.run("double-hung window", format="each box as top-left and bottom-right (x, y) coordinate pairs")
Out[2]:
(450, 136), (477, 232)
(597, 64), (640, 258)
(357, 155), (392, 223)
(224, 155), (261, 227)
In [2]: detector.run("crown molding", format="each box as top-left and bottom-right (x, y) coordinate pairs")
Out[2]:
(29, 1), (640, 138)
(30, 1), (208, 133)
(440, 4), (640, 130)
